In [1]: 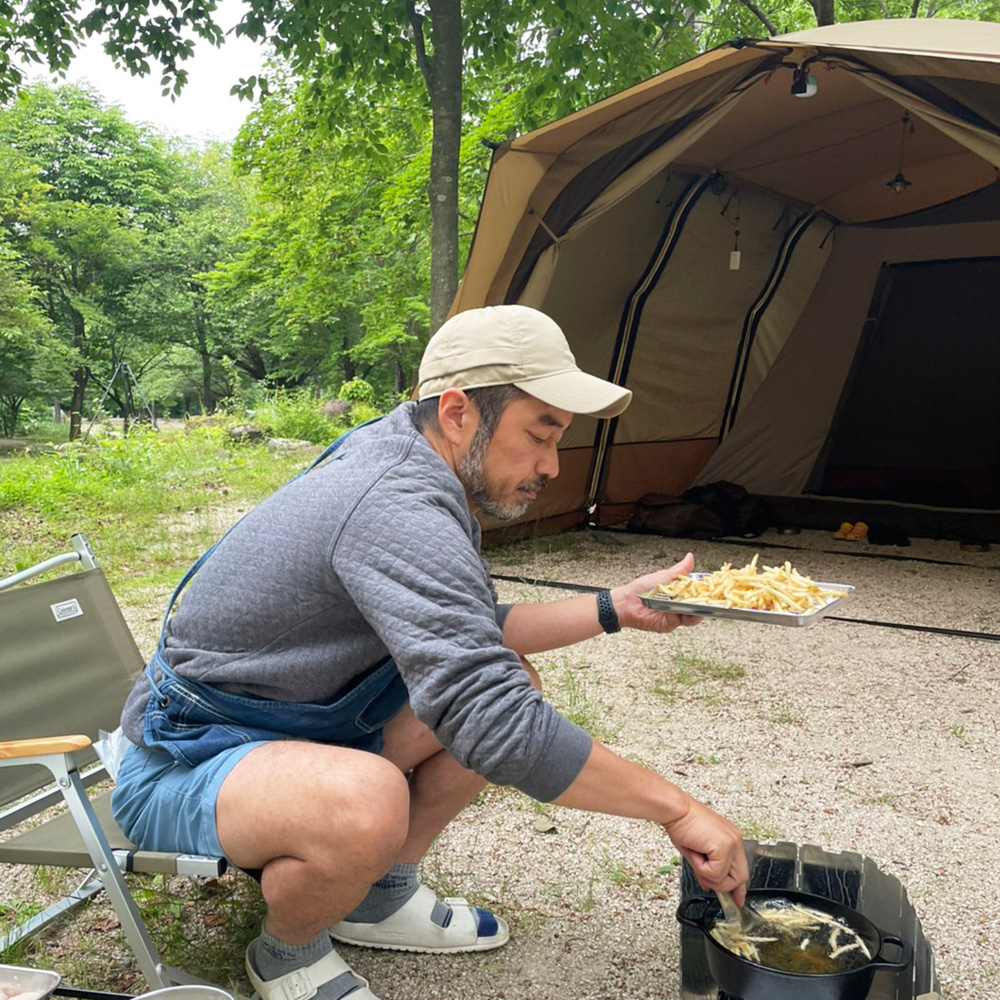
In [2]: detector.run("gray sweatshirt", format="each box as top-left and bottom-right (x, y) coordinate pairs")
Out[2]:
(120, 403), (592, 802)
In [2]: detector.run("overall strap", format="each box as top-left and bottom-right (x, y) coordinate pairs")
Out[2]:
(154, 415), (385, 651)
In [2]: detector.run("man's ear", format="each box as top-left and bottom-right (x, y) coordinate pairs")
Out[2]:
(436, 388), (476, 445)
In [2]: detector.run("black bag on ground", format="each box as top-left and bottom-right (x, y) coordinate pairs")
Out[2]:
(628, 481), (764, 539)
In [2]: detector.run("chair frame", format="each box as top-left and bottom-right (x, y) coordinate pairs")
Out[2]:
(0, 534), (225, 990)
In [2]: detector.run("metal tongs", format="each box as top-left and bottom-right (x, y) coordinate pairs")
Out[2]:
(715, 890), (766, 933)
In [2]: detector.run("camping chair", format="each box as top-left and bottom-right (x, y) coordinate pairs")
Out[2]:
(0, 534), (227, 989)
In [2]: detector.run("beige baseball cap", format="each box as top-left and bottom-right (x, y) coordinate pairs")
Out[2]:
(417, 305), (632, 419)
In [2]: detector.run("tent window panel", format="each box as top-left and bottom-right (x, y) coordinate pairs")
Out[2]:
(808, 256), (1000, 510)
(621, 183), (790, 442)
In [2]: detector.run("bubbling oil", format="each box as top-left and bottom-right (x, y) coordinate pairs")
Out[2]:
(709, 898), (873, 974)
(749, 929), (869, 974)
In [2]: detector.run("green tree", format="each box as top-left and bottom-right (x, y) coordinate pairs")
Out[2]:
(0, 1), (711, 332)
(120, 146), (255, 414)
(217, 77), (432, 399)
(220, 4), (715, 394)
(681, 0), (999, 45)
(0, 83), (188, 437)
(0, 238), (72, 436)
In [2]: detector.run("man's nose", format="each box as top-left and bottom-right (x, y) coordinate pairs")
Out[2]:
(539, 442), (560, 479)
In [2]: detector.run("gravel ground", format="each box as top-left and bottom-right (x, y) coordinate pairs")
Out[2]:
(3, 526), (998, 999)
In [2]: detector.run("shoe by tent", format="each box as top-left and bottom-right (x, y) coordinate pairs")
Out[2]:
(453, 19), (1000, 544)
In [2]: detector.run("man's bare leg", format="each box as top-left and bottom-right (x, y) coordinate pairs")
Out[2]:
(215, 740), (410, 943)
(218, 656), (539, 985)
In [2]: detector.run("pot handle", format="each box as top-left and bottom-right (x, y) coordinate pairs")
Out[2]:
(676, 895), (711, 930)
(870, 934), (913, 971)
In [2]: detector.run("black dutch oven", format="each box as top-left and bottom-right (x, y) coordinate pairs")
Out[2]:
(676, 889), (913, 1000)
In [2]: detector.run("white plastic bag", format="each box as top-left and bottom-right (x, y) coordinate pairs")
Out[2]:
(93, 725), (128, 781)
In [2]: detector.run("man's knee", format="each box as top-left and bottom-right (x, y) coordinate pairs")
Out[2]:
(217, 742), (410, 869)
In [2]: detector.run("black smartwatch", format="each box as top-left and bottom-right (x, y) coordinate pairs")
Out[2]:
(596, 589), (620, 634)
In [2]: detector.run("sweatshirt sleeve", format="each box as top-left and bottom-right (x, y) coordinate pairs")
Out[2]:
(331, 468), (593, 802)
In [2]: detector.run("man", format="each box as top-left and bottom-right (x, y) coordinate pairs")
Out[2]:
(111, 304), (748, 1000)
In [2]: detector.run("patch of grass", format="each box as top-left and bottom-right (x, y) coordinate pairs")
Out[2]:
(24, 418), (71, 445)
(486, 529), (589, 564)
(770, 706), (800, 725)
(864, 792), (897, 808)
(740, 817), (783, 842)
(542, 875), (597, 913)
(30, 865), (70, 896)
(0, 424), (316, 602)
(74, 871), (265, 993)
(0, 900), (46, 964)
(656, 856), (682, 875)
(599, 855), (678, 896)
(653, 651), (746, 706)
(548, 661), (619, 744)
(950, 723), (970, 745)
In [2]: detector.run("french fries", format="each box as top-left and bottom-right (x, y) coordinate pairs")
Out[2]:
(646, 554), (848, 614)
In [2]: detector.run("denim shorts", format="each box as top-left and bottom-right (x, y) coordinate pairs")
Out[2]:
(111, 739), (270, 858)
(114, 653), (409, 859)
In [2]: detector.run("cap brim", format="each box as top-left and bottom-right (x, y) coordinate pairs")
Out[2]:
(514, 370), (632, 419)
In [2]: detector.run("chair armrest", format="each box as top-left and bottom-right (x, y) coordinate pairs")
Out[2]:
(0, 735), (92, 759)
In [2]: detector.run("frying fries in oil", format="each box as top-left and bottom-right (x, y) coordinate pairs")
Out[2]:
(647, 554), (848, 614)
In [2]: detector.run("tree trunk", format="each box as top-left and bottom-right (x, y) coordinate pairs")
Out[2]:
(426, 0), (463, 333)
(68, 308), (88, 441)
(196, 316), (216, 413)
(808, 0), (836, 25)
(1, 396), (24, 437)
(341, 325), (358, 383)
(122, 373), (135, 436)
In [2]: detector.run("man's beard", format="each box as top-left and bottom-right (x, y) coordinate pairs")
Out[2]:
(458, 426), (549, 521)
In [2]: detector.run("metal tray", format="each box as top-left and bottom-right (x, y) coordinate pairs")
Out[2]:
(0, 965), (62, 1000)
(640, 576), (853, 627)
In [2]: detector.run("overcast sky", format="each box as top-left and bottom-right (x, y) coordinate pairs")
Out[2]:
(23, 0), (267, 143)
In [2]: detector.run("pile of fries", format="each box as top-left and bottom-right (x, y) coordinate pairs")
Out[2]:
(647, 554), (848, 614)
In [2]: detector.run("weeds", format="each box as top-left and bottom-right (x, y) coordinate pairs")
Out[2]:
(0, 900), (45, 964)
(740, 817), (783, 842)
(0, 426), (315, 603)
(549, 660), (619, 744)
(950, 723), (970, 745)
(864, 792), (896, 808)
(542, 875), (597, 913)
(486, 530), (590, 563)
(770, 706), (800, 725)
(653, 651), (746, 706)
(248, 387), (380, 445)
(599, 855), (677, 896)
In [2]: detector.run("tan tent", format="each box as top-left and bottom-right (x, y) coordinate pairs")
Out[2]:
(453, 19), (1000, 543)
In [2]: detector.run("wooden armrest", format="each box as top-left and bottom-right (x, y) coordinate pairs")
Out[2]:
(0, 735), (93, 758)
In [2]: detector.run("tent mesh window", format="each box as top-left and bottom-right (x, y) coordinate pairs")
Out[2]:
(806, 256), (1000, 511)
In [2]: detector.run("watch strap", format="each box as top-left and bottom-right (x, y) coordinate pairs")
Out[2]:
(596, 589), (620, 634)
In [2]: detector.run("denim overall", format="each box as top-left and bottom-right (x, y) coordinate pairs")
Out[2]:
(141, 420), (409, 767)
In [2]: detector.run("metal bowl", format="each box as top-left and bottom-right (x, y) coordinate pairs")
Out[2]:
(0, 964), (61, 1000)
(132, 988), (235, 1000)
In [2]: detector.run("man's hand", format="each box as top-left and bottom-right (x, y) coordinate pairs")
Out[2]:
(662, 794), (749, 906)
(611, 553), (704, 633)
